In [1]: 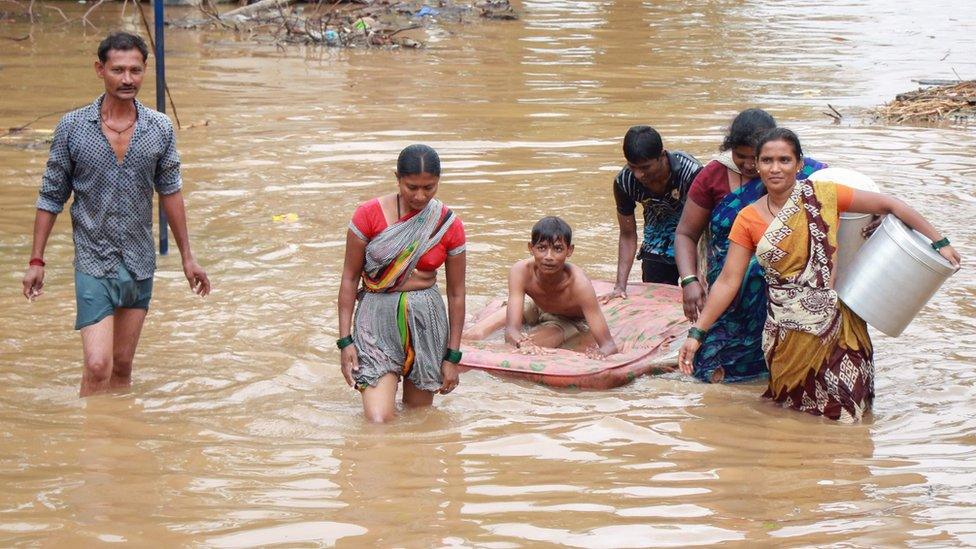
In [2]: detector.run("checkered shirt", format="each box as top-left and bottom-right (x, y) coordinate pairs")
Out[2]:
(36, 95), (182, 280)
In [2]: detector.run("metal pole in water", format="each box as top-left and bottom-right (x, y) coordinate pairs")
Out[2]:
(154, 0), (169, 255)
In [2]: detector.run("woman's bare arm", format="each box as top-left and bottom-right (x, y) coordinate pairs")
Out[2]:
(693, 243), (753, 332)
(444, 251), (467, 350)
(337, 230), (366, 339)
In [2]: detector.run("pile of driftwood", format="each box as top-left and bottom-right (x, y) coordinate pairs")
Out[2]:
(876, 80), (976, 124)
(176, 0), (517, 49)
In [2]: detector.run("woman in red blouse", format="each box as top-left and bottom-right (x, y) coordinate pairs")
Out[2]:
(336, 145), (466, 422)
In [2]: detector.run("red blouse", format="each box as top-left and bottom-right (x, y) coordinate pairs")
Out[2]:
(349, 199), (466, 272)
(687, 160), (734, 210)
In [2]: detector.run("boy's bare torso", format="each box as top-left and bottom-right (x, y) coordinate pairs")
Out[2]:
(519, 260), (586, 319)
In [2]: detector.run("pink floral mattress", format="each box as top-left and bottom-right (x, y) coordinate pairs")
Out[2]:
(460, 281), (689, 389)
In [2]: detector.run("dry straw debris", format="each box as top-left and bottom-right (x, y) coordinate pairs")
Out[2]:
(876, 80), (976, 124)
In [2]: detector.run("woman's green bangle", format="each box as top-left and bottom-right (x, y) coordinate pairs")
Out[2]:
(336, 335), (354, 350)
(931, 237), (950, 251)
(688, 327), (708, 342)
(679, 275), (699, 288)
(443, 348), (463, 364)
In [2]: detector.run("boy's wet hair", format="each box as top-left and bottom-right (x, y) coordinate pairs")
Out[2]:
(622, 125), (663, 163)
(98, 32), (149, 64)
(531, 216), (573, 246)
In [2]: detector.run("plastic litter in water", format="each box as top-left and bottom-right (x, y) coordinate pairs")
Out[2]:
(415, 6), (439, 17)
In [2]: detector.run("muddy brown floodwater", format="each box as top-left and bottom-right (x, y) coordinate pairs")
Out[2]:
(1, 0), (975, 546)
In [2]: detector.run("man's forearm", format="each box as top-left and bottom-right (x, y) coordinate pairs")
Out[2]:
(30, 210), (58, 259)
(160, 191), (194, 262)
(615, 235), (637, 289)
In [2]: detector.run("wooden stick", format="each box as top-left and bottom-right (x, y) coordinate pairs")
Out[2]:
(223, 0), (296, 19)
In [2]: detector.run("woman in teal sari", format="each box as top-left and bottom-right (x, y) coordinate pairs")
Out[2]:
(674, 110), (824, 383)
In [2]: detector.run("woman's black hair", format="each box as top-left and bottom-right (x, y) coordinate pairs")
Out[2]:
(755, 127), (803, 161)
(720, 108), (776, 152)
(396, 144), (441, 177)
(97, 32), (149, 64)
(531, 216), (573, 247)
(622, 125), (664, 163)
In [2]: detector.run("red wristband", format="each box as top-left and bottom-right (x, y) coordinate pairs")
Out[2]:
(29, 258), (45, 267)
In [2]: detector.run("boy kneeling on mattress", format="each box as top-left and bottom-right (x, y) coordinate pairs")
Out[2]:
(466, 217), (619, 357)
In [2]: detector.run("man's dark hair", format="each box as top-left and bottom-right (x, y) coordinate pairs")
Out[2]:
(755, 127), (804, 160)
(97, 32), (149, 64)
(531, 216), (573, 247)
(396, 144), (441, 177)
(622, 125), (664, 163)
(721, 108), (776, 152)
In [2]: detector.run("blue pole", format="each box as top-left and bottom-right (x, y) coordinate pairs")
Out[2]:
(154, 0), (169, 256)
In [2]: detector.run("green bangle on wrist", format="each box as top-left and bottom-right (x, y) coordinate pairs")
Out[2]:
(679, 275), (699, 288)
(443, 348), (463, 364)
(688, 327), (708, 342)
(336, 335), (354, 350)
(931, 237), (950, 251)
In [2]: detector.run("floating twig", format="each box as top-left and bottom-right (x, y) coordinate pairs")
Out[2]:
(0, 105), (84, 139)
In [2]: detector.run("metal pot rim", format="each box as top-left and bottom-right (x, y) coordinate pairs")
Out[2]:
(879, 215), (955, 275)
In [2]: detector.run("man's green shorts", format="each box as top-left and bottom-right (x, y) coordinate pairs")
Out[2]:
(74, 265), (153, 330)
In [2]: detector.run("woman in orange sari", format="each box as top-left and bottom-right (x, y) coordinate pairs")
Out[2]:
(678, 129), (961, 422)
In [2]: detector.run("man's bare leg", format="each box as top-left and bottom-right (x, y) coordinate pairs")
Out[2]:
(80, 316), (114, 397)
(111, 308), (148, 390)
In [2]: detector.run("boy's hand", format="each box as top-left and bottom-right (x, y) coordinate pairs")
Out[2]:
(598, 286), (627, 304)
(515, 335), (555, 356)
(583, 345), (607, 360)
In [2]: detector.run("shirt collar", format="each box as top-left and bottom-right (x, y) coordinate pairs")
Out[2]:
(664, 151), (679, 190)
(84, 94), (148, 123)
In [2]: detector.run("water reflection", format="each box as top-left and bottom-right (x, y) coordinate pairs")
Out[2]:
(333, 410), (465, 546)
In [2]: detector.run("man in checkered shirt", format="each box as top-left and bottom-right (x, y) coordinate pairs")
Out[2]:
(21, 32), (210, 397)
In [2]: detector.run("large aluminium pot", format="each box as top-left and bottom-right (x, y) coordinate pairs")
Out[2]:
(807, 167), (879, 286)
(836, 214), (956, 337)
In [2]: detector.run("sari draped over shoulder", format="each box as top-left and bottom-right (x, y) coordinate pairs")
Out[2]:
(351, 199), (458, 392)
(755, 180), (874, 422)
(694, 157), (825, 383)
(360, 199), (458, 292)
